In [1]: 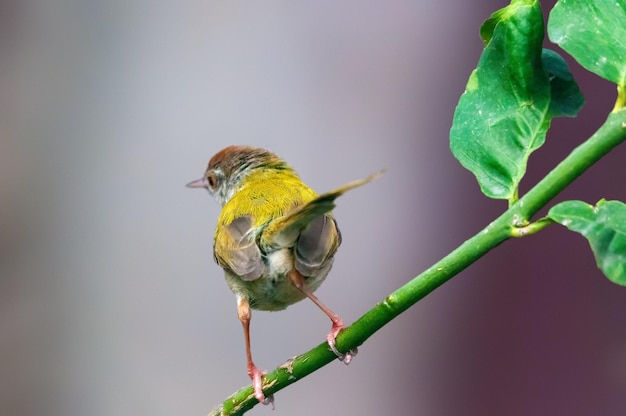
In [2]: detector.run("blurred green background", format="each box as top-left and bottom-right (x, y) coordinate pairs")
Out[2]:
(1, 1), (625, 415)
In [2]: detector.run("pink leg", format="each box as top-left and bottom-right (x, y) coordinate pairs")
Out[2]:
(288, 270), (358, 364)
(237, 297), (274, 405)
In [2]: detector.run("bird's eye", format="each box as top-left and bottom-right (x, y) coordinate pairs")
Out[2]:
(206, 172), (217, 188)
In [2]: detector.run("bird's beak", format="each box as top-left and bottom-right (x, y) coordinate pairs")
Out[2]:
(185, 177), (207, 189)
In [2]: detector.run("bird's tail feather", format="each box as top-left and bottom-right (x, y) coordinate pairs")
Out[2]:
(261, 170), (385, 248)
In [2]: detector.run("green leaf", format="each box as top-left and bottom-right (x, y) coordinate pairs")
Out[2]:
(548, 0), (626, 86)
(543, 49), (585, 118)
(450, 0), (583, 202)
(549, 199), (626, 286)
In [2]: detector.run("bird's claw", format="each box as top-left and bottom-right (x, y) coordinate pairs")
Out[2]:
(326, 330), (359, 365)
(249, 366), (274, 406)
(327, 319), (358, 364)
(262, 394), (275, 409)
(328, 340), (358, 364)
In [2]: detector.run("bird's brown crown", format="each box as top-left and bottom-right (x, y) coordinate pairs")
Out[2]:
(208, 146), (288, 179)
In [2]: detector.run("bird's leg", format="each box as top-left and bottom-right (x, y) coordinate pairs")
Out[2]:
(237, 297), (274, 406)
(288, 270), (358, 364)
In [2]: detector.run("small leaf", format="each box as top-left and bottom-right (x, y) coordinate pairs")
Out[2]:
(450, 0), (583, 201)
(549, 199), (626, 286)
(548, 0), (626, 86)
(543, 49), (585, 118)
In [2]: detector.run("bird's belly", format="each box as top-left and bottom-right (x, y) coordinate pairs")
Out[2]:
(224, 249), (330, 311)
(265, 249), (294, 277)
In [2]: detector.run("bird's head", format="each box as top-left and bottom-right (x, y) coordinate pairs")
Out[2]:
(186, 145), (288, 206)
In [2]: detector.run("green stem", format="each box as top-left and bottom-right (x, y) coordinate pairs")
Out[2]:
(508, 186), (519, 208)
(613, 84), (626, 112)
(511, 110), (626, 220)
(208, 109), (626, 416)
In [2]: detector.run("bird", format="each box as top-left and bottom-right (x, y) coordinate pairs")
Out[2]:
(187, 145), (382, 404)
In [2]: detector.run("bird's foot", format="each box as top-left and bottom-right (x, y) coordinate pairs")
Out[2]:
(248, 364), (274, 407)
(327, 319), (358, 365)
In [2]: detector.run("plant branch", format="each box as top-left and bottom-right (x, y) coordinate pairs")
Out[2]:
(208, 109), (626, 416)
(511, 110), (626, 220)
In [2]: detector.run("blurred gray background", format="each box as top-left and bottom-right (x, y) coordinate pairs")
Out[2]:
(2, 0), (625, 415)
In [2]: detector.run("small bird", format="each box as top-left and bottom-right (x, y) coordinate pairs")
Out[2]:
(187, 145), (382, 404)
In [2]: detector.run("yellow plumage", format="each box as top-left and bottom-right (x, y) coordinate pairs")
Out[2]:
(216, 168), (318, 229)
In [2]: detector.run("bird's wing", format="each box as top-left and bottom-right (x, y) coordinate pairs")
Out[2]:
(261, 170), (384, 275)
(261, 170), (383, 249)
(294, 214), (341, 276)
(213, 216), (265, 281)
